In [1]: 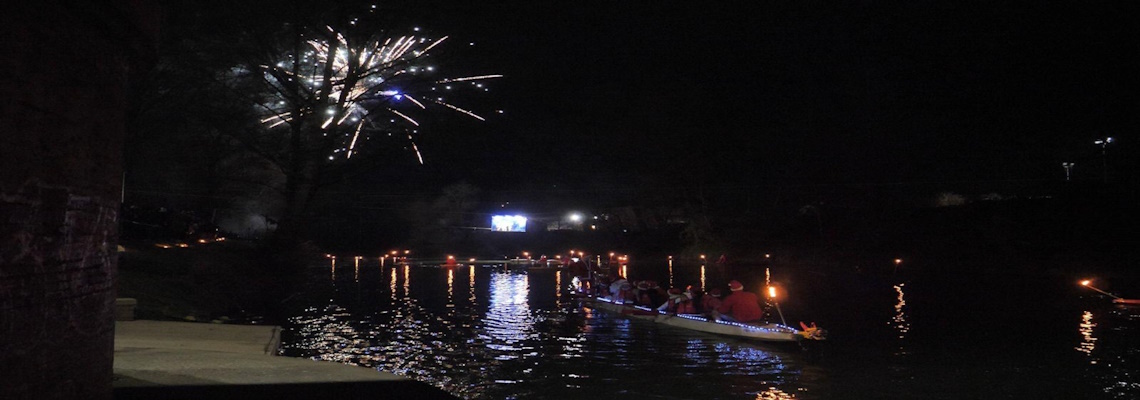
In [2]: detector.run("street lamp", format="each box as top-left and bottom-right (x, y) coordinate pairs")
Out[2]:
(1062, 162), (1075, 181)
(1094, 137), (1113, 183)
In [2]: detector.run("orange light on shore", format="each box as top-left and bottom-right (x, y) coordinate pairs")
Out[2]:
(768, 286), (777, 299)
(1080, 280), (1091, 286)
(894, 258), (903, 265)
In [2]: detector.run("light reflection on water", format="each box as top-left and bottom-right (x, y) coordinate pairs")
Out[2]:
(389, 267), (396, 301)
(701, 265), (706, 291)
(1081, 306), (1140, 399)
(283, 260), (1140, 399)
(1077, 310), (1096, 359)
(447, 268), (454, 306)
(756, 387), (798, 400)
(283, 263), (808, 399)
(891, 283), (909, 356)
(483, 272), (536, 356)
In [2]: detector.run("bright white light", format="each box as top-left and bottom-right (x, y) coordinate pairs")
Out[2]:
(491, 215), (527, 232)
(569, 213), (582, 222)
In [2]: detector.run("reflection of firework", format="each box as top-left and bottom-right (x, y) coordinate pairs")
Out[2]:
(255, 19), (500, 164)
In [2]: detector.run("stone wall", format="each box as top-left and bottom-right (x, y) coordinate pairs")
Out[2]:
(1, 2), (158, 399)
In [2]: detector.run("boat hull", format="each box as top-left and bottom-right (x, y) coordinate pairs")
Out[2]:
(585, 297), (804, 342)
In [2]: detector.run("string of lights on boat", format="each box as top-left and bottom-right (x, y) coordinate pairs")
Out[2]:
(596, 296), (800, 334)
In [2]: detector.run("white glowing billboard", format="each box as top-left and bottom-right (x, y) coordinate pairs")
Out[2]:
(491, 215), (527, 232)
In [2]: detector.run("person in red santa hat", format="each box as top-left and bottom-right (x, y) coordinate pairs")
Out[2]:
(714, 280), (763, 323)
(657, 287), (697, 314)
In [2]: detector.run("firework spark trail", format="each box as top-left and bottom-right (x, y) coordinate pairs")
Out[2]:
(409, 134), (424, 164)
(346, 121), (365, 159)
(403, 94), (427, 109)
(335, 111), (353, 126)
(392, 36), (417, 60)
(389, 109), (420, 126)
(436, 74), (504, 84)
(263, 113), (293, 128)
(431, 99), (485, 121)
(421, 36), (448, 54)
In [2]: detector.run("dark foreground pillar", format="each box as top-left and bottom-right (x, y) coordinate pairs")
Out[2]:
(0, 3), (158, 399)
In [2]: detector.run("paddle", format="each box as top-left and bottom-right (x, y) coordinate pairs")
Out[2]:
(768, 286), (788, 326)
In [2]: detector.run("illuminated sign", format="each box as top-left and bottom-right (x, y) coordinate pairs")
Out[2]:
(491, 215), (527, 232)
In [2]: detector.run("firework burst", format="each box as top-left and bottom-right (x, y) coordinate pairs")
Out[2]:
(255, 19), (500, 164)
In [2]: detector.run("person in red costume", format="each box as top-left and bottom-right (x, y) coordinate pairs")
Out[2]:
(700, 288), (723, 314)
(715, 280), (763, 322)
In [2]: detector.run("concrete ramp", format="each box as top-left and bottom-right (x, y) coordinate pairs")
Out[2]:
(113, 320), (455, 399)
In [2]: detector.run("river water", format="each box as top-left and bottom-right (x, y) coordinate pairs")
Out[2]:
(279, 258), (1138, 399)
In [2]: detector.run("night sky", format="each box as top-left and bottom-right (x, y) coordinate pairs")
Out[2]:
(387, 1), (1136, 200)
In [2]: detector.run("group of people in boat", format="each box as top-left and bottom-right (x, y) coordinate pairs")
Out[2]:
(597, 276), (766, 323)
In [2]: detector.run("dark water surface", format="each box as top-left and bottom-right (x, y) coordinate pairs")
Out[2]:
(280, 259), (1138, 399)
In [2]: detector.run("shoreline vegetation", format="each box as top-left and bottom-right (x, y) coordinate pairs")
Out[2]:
(116, 238), (317, 324)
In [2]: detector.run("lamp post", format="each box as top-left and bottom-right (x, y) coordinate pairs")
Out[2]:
(1094, 137), (1113, 183)
(1062, 162), (1074, 181)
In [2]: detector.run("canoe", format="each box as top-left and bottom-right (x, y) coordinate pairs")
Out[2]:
(584, 296), (823, 342)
